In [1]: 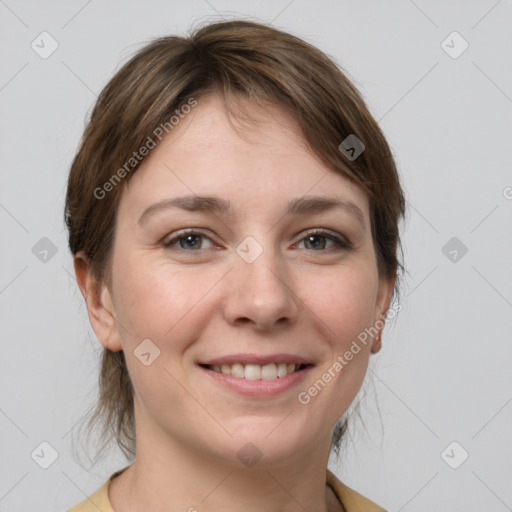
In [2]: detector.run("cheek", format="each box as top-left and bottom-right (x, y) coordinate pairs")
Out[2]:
(111, 251), (223, 350)
(109, 254), (216, 419)
(304, 264), (378, 350)
(301, 267), (377, 397)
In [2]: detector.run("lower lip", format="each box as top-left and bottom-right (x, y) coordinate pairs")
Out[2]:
(199, 365), (313, 397)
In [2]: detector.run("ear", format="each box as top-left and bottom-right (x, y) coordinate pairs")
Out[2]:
(370, 273), (396, 354)
(73, 251), (123, 351)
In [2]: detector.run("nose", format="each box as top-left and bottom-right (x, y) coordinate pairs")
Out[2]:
(222, 245), (300, 332)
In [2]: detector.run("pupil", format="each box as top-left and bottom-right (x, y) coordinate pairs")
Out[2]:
(307, 236), (324, 250)
(182, 235), (200, 249)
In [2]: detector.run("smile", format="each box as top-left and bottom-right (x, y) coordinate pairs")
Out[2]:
(202, 362), (309, 380)
(198, 363), (313, 398)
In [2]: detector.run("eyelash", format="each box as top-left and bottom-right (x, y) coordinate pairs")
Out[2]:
(162, 228), (352, 252)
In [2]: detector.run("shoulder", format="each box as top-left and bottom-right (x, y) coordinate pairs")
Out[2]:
(66, 467), (384, 512)
(65, 467), (128, 512)
(66, 479), (112, 512)
(326, 469), (387, 512)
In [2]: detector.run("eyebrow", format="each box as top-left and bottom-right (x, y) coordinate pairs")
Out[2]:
(137, 194), (366, 227)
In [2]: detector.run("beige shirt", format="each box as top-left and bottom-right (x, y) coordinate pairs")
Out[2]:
(67, 467), (386, 512)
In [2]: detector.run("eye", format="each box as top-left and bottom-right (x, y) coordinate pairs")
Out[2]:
(295, 229), (351, 251)
(162, 228), (351, 253)
(162, 230), (215, 251)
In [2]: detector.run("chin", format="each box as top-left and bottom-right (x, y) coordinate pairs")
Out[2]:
(218, 418), (315, 467)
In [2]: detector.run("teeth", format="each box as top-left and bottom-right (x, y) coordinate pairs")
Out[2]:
(245, 364), (261, 380)
(220, 364), (231, 375)
(231, 363), (244, 378)
(208, 362), (303, 379)
(277, 363), (289, 378)
(261, 363), (277, 380)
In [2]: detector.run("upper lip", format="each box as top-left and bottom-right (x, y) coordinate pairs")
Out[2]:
(199, 353), (313, 366)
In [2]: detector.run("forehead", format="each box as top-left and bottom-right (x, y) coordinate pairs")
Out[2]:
(119, 94), (369, 221)
(173, 94), (306, 147)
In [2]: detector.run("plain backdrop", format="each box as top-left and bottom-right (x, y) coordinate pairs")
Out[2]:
(1, 1), (511, 510)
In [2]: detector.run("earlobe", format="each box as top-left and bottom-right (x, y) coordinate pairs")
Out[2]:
(370, 312), (385, 354)
(73, 252), (123, 352)
(371, 275), (396, 354)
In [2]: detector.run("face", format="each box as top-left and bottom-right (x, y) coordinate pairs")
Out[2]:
(83, 93), (393, 467)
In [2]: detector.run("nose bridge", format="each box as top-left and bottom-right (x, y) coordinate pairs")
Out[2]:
(223, 233), (299, 329)
(239, 238), (286, 293)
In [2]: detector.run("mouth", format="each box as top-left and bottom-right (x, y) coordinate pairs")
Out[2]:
(197, 356), (314, 398)
(198, 362), (312, 380)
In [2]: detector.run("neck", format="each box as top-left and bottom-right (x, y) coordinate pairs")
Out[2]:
(109, 417), (342, 511)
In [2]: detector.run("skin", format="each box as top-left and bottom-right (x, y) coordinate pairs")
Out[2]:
(74, 93), (394, 512)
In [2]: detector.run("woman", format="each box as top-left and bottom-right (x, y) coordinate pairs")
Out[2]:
(65, 19), (405, 512)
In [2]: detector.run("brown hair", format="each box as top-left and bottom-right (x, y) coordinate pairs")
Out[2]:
(65, 19), (405, 463)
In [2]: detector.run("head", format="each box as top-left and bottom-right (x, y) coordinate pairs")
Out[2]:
(66, 19), (405, 465)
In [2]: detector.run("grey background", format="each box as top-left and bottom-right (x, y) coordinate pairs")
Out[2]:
(1, 0), (511, 510)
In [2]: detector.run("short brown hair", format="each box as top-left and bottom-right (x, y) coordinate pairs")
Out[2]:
(65, 19), (405, 462)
